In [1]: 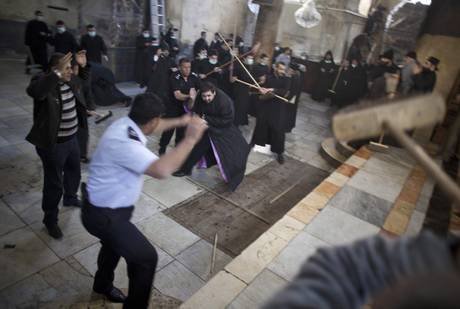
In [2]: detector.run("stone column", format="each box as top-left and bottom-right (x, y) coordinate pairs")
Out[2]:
(253, 0), (284, 61)
(413, 0), (460, 143)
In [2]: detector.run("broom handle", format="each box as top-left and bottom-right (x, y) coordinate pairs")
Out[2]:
(217, 32), (261, 89)
(384, 121), (460, 206)
(234, 78), (292, 104)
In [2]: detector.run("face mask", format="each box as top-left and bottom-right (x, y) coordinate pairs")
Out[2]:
(301, 56), (307, 60)
(275, 46), (280, 51)
(199, 54), (207, 60)
(239, 42), (244, 47)
(57, 27), (65, 33)
(260, 60), (268, 66)
(143, 32), (149, 38)
(325, 59), (331, 63)
(209, 59), (218, 65)
(153, 55), (159, 62)
(246, 58), (254, 65)
(36, 16), (44, 21)
(351, 64), (357, 68)
(88, 31), (96, 37)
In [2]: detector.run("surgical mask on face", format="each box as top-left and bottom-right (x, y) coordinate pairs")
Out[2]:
(36, 15), (44, 21)
(153, 55), (159, 62)
(88, 31), (96, 37)
(246, 58), (254, 65)
(199, 53), (207, 60)
(301, 56), (307, 60)
(239, 41), (244, 47)
(143, 32), (150, 38)
(260, 60), (268, 66)
(351, 64), (357, 68)
(209, 58), (218, 65)
(275, 46), (280, 51)
(57, 27), (65, 33)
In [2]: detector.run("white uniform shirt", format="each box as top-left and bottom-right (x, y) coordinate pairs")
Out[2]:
(87, 116), (158, 208)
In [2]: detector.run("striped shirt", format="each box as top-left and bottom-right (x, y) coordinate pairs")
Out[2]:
(57, 83), (78, 142)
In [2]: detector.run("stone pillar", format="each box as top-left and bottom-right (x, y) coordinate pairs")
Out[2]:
(253, 0), (284, 61)
(413, 0), (460, 143)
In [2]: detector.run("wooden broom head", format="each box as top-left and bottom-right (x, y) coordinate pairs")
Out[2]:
(332, 93), (446, 142)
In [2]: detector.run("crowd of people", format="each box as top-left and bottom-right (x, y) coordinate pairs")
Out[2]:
(22, 9), (451, 309)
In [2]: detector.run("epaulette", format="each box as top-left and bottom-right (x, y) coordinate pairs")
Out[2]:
(127, 126), (141, 142)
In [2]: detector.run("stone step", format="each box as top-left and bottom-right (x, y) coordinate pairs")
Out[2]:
(319, 137), (348, 168)
(336, 140), (356, 158)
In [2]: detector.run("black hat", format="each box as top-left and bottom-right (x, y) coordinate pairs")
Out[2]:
(35, 10), (43, 15)
(405, 51), (417, 60)
(427, 56), (440, 67)
(382, 49), (394, 60)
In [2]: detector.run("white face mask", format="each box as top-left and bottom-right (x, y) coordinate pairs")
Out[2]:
(199, 53), (207, 60)
(239, 41), (244, 47)
(36, 15), (44, 21)
(143, 32), (150, 38)
(351, 64), (357, 68)
(57, 27), (65, 33)
(301, 56), (307, 60)
(246, 58), (254, 65)
(260, 60), (268, 66)
(153, 55), (159, 62)
(88, 31), (96, 37)
(209, 58), (218, 65)
(275, 46), (280, 51)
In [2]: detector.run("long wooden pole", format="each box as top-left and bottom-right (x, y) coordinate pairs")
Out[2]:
(204, 49), (255, 77)
(217, 32), (261, 89)
(235, 78), (292, 104)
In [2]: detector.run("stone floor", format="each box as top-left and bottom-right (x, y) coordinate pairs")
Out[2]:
(0, 57), (336, 308)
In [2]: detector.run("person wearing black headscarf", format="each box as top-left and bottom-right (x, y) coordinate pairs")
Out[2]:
(311, 50), (337, 102)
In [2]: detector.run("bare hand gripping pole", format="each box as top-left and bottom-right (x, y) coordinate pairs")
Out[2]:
(332, 93), (460, 205)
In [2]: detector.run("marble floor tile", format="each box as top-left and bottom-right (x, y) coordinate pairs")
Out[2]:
(137, 212), (200, 256)
(228, 269), (288, 309)
(2, 189), (42, 214)
(415, 194), (430, 213)
(30, 209), (99, 259)
(328, 185), (393, 227)
(268, 231), (328, 281)
(0, 200), (24, 236)
(142, 177), (203, 208)
(188, 166), (223, 188)
(348, 169), (403, 203)
(405, 210), (426, 237)
(154, 260), (205, 302)
(362, 156), (411, 185)
(131, 193), (165, 224)
(73, 242), (174, 290)
(0, 227), (59, 290)
(305, 206), (380, 245)
(176, 239), (232, 281)
(0, 259), (98, 309)
(306, 155), (334, 172)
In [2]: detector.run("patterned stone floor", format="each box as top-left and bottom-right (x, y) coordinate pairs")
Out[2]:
(0, 57), (336, 308)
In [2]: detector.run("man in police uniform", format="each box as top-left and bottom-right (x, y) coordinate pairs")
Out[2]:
(158, 57), (200, 155)
(81, 93), (207, 308)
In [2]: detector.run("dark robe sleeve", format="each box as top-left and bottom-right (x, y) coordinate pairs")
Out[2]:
(201, 93), (234, 129)
(100, 37), (108, 55)
(26, 72), (60, 100)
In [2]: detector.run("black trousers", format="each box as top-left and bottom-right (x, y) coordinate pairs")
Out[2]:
(159, 109), (185, 150)
(251, 118), (286, 155)
(27, 46), (48, 71)
(81, 201), (158, 309)
(36, 135), (81, 226)
(179, 133), (215, 174)
(77, 126), (89, 158)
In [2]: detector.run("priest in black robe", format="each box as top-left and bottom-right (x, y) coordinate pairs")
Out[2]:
(218, 41), (233, 96)
(195, 49), (222, 87)
(173, 82), (250, 191)
(134, 29), (155, 87)
(147, 47), (171, 106)
(311, 50), (337, 102)
(193, 31), (209, 58)
(285, 63), (302, 132)
(251, 62), (291, 164)
(249, 54), (271, 117)
(24, 10), (52, 71)
(231, 56), (255, 126)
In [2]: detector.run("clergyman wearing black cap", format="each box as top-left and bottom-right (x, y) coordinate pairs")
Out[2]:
(24, 10), (52, 72)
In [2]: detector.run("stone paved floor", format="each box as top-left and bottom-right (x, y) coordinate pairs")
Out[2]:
(0, 57), (335, 308)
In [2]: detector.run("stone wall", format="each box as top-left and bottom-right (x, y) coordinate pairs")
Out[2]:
(276, 1), (367, 60)
(166, 0), (249, 45)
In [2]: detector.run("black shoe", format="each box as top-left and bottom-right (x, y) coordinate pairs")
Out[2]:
(172, 171), (190, 177)
(46, 224), (63, 239)
(159, 147), (166, 156)
(80, 156), (90, 164)
(277, 154), (285, 165)
(63, 198), (82, 208)
(94, 286), (126, 303)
